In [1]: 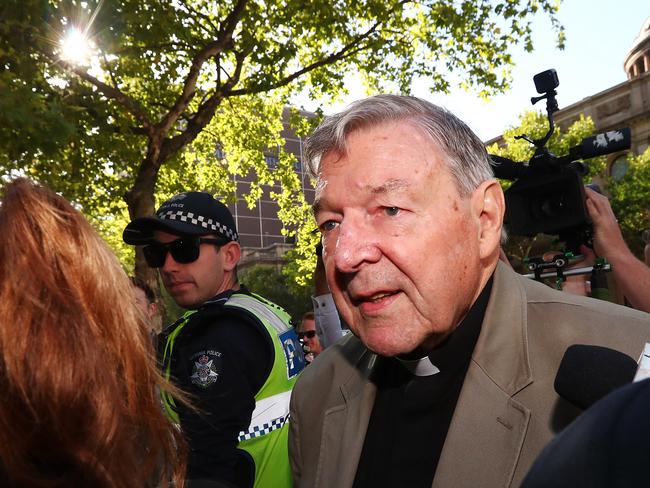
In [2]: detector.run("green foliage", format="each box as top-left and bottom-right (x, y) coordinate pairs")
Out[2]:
(608, 147), (650, 257)
(0, 0), (562, 281)
(241, 265), (312, 323)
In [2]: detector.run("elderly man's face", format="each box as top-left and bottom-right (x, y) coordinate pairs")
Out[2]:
(314, 121), (499, 357)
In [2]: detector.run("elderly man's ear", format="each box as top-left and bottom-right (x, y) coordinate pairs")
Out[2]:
(472, 179), (506, 261)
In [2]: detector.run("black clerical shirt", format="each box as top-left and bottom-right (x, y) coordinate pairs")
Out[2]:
(353, 278), (493, 488)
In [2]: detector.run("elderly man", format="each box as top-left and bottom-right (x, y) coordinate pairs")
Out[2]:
(288, 95), (650, 488)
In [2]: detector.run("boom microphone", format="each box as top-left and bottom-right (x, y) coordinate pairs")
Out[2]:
(569, 128), (631, 160)
(554, 344), (638, 410)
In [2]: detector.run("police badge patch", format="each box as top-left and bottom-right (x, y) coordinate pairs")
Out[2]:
(189, 350), (222, 389)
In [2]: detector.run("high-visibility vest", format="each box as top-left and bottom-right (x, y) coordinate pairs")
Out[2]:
(161, 292), (305, 488)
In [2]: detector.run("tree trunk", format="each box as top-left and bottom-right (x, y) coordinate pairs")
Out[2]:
(125, 138), (164, 299)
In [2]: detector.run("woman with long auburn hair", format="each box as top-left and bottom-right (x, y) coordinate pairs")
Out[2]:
(0, 178), (187, 487)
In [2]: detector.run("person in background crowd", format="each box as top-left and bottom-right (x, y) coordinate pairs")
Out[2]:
(288, 95), (650, 488)
(131, 276), (160, 346)
(0, 178), (186, 488)
(123, 191), (304, 488)
(311, 242), (345, 348)
(297, 311), (322, 363)
(131, 276), (159, 321)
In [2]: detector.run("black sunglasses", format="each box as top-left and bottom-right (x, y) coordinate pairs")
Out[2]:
(298, 330), (317, 340)
(143, 237), (226, 268)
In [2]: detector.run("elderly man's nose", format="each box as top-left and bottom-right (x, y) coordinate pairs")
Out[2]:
(333, 222), (380, 272)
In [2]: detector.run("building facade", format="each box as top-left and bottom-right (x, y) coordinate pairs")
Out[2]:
(225, 108), (315, 268)
(489, 17), (650, 179)
(553, 17), (650, 181)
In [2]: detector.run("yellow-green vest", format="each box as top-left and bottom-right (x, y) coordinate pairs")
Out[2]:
(161, 292), (305, 488)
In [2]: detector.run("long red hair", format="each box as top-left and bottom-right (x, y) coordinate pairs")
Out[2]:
(0, 178), (186, 487)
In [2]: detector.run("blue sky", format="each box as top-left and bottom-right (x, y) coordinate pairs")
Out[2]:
(306, 0), (649, 142)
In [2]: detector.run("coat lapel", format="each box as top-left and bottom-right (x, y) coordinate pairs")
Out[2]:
(316, 263), (534, 488)
(433, 262), (534, 487)
(316, 351), (378, 488)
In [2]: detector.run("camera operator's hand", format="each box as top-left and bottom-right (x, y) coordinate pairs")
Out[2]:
(585, 187), (627, 258)
(584, 187), (650, 313)
(539, 250), (594, 297)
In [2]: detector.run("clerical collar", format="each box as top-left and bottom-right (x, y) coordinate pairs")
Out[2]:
(396, 356), (441, 376)
(395, 276), (494, 377)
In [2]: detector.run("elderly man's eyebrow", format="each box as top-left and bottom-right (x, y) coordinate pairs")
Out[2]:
(370, 178), (410, 194)
(312, 178), (410, 215)
(312, 179), (328, 215)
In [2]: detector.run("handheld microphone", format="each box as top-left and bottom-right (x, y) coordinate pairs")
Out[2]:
(554, 344), (637, 410)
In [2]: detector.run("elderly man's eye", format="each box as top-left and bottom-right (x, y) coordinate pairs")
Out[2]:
(319, 220), (339, 232)
(384, 207), (400, 217)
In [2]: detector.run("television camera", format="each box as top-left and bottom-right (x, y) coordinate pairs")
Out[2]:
(490, 69), (630, 282)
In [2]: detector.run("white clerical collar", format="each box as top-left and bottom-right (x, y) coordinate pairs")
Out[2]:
(396, 356), (440, 377)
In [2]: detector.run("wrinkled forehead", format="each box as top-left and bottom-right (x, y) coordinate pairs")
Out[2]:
(313, 128), (444, 205)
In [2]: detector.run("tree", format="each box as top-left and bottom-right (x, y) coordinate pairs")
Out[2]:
(608, 148), (650, 257)
(240, 265), (312, 323)
(0, 0), (563, 286)
(488, 110), (648, 266)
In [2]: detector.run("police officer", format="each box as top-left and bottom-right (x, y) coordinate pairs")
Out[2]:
(123, 191), (304, 488)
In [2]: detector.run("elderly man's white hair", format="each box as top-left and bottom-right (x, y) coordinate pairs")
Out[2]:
(306, 94), (507, 243)
(304, 94), (495, 198)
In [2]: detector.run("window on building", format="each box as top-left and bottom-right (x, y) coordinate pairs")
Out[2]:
(215, 144), (226, 161)
(610, 154), (630, 181)
(293, 158), (302, 172)
(265, 153), (279, 169)
(636, 59), (645, 75)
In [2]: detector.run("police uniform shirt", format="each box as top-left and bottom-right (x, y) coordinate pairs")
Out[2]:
(352, 278), (492, 488)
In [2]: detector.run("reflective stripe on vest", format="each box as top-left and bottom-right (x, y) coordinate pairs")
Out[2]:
(161, 310), (197, 424)
(225, 294), (289, 334)
(237, 390), (291, 442)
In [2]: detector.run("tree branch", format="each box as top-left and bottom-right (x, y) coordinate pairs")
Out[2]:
(158, 46), (247, 161)
(179, 2), (220, 35)
(101, 52), (121, 89)
(159, 91), (223, 161)
(156, 0), (248, 136)
(228, 20), (382, 97)
(60, 60), (154, 136)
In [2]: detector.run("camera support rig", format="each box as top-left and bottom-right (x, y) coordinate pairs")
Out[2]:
(523, 252), (612, 290)
(516, 69), (560, 150)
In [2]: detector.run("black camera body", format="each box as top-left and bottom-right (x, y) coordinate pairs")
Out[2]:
(491, 69), (631, 252)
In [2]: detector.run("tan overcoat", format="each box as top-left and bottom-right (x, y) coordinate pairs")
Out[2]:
(289, 262), (650, 488)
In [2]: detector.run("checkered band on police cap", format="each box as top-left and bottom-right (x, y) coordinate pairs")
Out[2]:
(122, 191), (238, 245)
